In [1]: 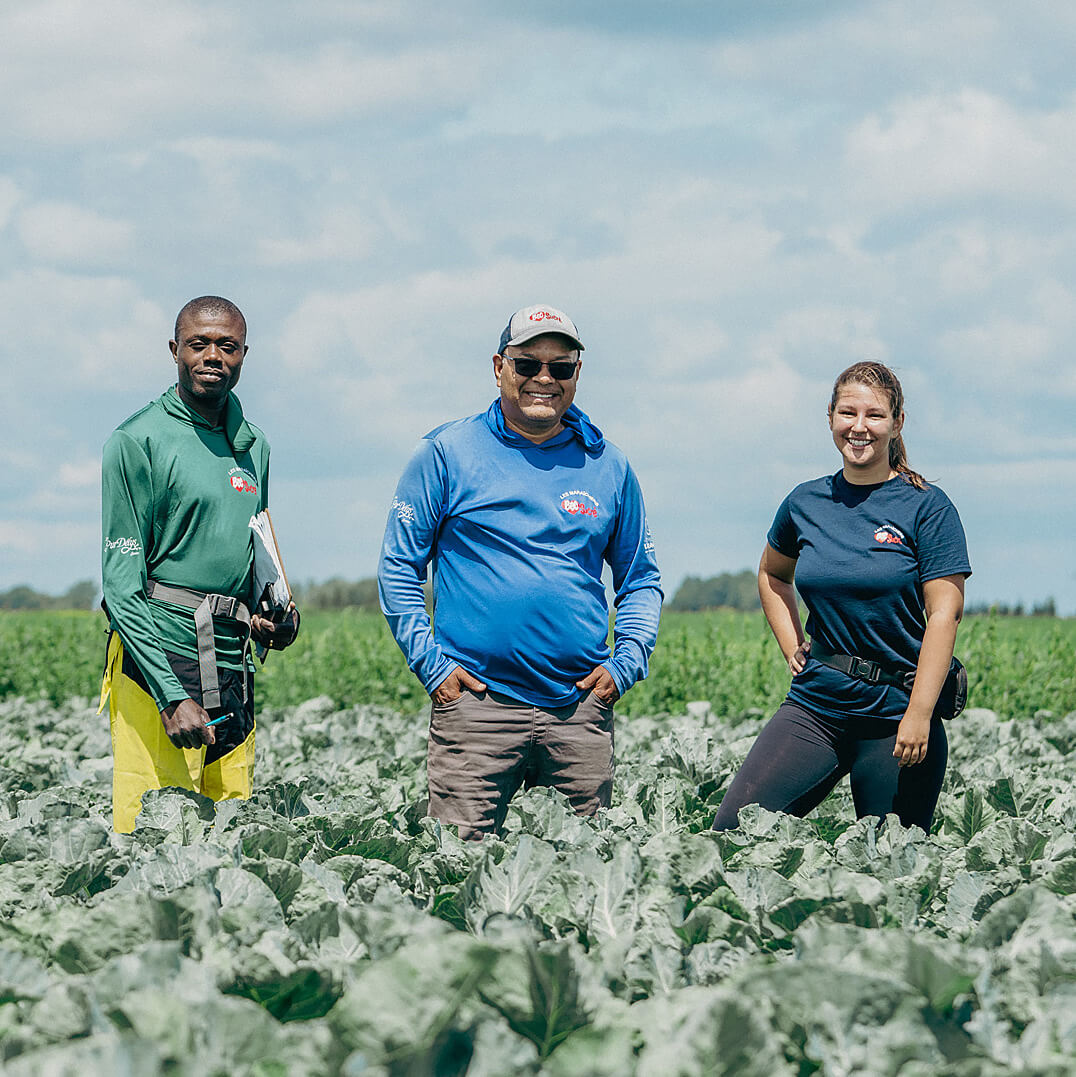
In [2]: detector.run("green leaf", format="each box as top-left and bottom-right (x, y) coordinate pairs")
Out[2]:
(226, 965), (341, 1022)
(541, 1023), (636, 1076)
(937, 871), (1014, 936)
(478, 932), (592, 1059)
(985, 776), (1019, 817)
(134, 788), (216, 841)
(940, 785), (995, 843)
(464, 835), (558, 930)
(329, 932), (498, 1065)
(1043, 855), (1076, 896)
(0, 1034), (166, 1076)
(631, 987), (795, 1076)
(0, 945), (51, 1004)
(216, 866), (286, 940)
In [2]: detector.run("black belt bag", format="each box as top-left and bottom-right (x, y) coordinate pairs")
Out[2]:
(810, 641), (967, 720)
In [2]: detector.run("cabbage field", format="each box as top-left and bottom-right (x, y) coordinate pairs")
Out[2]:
(0, 612), (1074, 1075)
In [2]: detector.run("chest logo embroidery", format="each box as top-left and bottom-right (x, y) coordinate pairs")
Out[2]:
(560, 489), (600, 518)
(874, 524), (905, 546)
(228, 466), (258, 495)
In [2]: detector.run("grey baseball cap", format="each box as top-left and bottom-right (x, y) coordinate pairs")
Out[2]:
(498, 304), (585, 353)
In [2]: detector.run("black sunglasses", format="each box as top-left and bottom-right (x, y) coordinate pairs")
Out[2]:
(503, 355), (580, 380)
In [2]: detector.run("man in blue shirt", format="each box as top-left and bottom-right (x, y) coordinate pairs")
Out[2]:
(379, 304), (662, 838)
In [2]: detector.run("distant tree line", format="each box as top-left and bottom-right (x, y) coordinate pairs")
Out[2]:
(964, 598), (1057, 617)
(0, 581), (99, 611)
(0, 577), (1062, 618)
(292, 577), (381, 610)
(666, 571), (761, 612)
(0, 577), (400, 613)
(291, 577), (432, 611)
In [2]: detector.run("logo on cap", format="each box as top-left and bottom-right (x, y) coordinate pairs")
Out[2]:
(500, 304), (584, 352)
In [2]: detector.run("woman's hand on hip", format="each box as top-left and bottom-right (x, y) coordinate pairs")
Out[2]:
(787, 640), (811, 675)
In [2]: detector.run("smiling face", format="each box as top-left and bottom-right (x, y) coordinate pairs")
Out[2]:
(829, 381), (904, 484)
(169, 308), (248, 422)
(493, 333), (581, 442)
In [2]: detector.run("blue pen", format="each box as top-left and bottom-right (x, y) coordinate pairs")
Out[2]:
(205, 711), (233, 727)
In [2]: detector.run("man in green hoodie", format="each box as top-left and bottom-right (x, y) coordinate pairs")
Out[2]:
(100, 296), (297, 832)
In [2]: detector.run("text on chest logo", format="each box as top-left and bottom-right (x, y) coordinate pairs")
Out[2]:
(228, 466), (258, 495)
(560, 489), (600, 518)
(874, 524), (906, 546)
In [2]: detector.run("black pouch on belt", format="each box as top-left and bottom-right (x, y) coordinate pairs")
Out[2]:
(811, 642), (968, 720)
(920, 658), (968, 721)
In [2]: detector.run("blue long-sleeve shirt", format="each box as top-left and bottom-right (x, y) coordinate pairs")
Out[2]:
(378, 400), (663, 707)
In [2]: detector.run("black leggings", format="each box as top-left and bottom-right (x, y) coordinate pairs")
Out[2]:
(711, 701), (948, 832)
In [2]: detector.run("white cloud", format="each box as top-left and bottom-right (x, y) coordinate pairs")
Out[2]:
(845, 90), (1076, 208)
(278, 263), (555, 376)
(645, 318), (729, 379)
(945, 457), (1076, 492)
(746, 306), (887, 375)
(0, 2), (487, 145)
(0, 176), (20, 230)
(17, 203), (135, 266)
(929, 225), (1064, 297)
(271, 271), (510, 449)
(257, 43), (484, 122)
(269, 192), (784, 420)
(171, 138), (287, 182)
(258, 207), (378, 266)
(0, 517), (97, 560)
(58, 459), (101, 490)
(937, 318), (1057, 380)
(707, 4), (1041, 109)
(0, 0), (208, 142)
(1027, 277), (1076, 330)
(0, 269), (165, 391)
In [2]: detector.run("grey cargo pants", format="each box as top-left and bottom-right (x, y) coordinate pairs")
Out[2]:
(426, 688), (615, 839)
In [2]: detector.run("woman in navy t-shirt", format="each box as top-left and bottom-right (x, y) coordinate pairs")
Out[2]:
(712, 362), (971, 832)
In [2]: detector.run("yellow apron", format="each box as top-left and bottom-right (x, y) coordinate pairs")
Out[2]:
(99, 633), (254, 833)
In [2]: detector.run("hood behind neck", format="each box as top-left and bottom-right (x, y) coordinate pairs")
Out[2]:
(485, 399), (604, 453)
(163, 386), (257, 453)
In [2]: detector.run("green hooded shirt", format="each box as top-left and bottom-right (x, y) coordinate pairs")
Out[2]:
(101, 387), (270, 709)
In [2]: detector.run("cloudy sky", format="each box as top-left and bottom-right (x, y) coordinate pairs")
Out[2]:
(3, 0), (1075, 612)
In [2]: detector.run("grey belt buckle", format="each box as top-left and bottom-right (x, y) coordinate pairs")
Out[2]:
(213, 595), (238, 619)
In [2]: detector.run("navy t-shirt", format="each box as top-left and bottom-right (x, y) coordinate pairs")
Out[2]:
(768, 472), (972, 721)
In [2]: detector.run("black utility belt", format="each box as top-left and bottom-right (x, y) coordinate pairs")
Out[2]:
(810, 640), (968, 720)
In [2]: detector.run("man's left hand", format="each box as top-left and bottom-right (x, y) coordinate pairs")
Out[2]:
(576, 666), (620, 705)
(251, 603), (300, 650)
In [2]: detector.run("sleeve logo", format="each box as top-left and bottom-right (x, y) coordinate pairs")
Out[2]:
(105, 536), (142, 557)
(393, 497), (415, 523)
